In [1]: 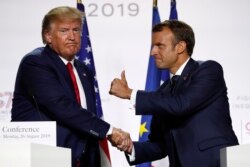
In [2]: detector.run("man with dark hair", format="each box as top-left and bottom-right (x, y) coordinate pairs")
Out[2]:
(109, 20), (238, 167)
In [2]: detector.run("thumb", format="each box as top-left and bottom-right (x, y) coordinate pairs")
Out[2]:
(121, 70), (126, 82)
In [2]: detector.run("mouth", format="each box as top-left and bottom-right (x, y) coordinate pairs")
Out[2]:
(154, 58), (162, 62)
(66, 43), (78, 46)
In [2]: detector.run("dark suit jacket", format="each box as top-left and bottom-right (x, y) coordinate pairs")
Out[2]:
(11, 46), (110, 167)
(127, 58), (238, 167)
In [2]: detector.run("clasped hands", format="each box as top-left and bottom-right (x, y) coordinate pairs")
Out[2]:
(108, 127), (133, 154)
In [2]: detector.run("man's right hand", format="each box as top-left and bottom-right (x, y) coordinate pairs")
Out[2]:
(109, 70), (132, 100)
(107, 127), (133, 154)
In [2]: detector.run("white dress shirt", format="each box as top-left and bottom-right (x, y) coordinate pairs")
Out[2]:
(60, 56), (87, 109)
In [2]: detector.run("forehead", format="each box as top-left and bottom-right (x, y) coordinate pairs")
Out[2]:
(152, 27), (174, 42)
(50, 19), (81, 28)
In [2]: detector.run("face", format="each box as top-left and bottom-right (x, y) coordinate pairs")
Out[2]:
(44, 20), (82, 61)
(151, 27), (180, 72)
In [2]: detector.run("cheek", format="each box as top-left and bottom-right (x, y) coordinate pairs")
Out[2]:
(52, 35), (64, 44)
(76, 35), (81, 43)
(161, 50), (174, 62)
(161, 49), (170, 59)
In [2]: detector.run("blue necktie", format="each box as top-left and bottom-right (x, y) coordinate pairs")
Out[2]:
(171, 75), (180, 92)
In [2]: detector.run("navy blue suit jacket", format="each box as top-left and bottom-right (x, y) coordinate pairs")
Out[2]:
(127, 58), (238, 167)
(11, 46), (110, 167)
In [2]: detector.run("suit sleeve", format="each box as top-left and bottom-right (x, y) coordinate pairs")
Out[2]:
(125, 116), (168, 165)
(136, 60), (226, 117)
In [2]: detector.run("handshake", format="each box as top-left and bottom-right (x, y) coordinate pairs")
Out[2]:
(107, 127), (133, 154)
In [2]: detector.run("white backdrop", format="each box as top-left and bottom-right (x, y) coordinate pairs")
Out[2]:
(1, 0), (250, 166)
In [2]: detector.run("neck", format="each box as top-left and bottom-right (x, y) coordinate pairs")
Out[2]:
(170, 54), (189, 74)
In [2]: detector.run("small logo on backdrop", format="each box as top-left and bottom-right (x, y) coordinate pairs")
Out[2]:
(241, 120), (250, 144)
(244, 122), (250, 134)
(0, 91), (13, 121)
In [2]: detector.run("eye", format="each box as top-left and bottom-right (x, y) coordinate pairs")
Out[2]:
(155, 43), (165, 49)
(59, 28), (69, 34)
(59, 29), (66, 32)
(159, 45), (165, 49)
(73, 28), (81, 34)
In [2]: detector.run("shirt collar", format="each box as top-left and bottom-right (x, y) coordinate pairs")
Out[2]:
(59, 56), (74, 65)
(170, 57), (190, 78)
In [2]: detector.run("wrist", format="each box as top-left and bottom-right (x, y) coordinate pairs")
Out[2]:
(127, 88), (133, 99)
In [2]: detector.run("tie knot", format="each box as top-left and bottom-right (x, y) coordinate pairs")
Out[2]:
(172, 75), (180, 81)
(171, 75), (180, 86)
(67, 62), (73, 69)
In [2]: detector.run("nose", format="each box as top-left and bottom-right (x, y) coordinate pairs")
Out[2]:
(68, 30), (75, 40)
(150, 46), (157, 56)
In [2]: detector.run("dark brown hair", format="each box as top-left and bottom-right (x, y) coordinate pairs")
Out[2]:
(153, 20), (195, 56)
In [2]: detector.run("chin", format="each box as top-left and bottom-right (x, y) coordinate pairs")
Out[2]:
(155, 63), (162, 68)
(67, 50), (79, 57)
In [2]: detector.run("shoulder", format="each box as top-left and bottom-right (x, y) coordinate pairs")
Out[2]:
(22, 47), (46, 62)
(19, 47), (58, 71)
(197, 60), (221, 66)
(194, 60), (224, 76)
(26, 47), (45, 57)
(184, 59), (223, 75)
(195, 60), (223, 70)
(22, 46), (59, 65)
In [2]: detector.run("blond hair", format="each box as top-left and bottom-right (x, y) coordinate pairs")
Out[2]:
(41, 6), (84, 44)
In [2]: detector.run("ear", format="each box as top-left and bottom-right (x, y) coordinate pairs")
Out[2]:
(44, 30), (52, 44)
(176, 41), (186, 54)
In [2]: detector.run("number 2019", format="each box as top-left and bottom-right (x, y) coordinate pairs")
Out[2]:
(88, 3), (139, 17)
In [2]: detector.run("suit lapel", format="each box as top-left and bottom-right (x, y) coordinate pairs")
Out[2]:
(74, 60), (90, 93)
(172, 58), (197, 92)
(74, 60), (96, 114)
(44, 46), (77, 100)
(157, 78), (172, 92)
(157, 59), (198, 93)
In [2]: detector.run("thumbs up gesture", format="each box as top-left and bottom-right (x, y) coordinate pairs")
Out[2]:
(109, 70), (132, 99)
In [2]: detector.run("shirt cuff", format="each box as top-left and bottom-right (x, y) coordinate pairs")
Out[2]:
(106, 126), (113, 136)
(128, 146), (136, 162)
(129, 89), (137, 110)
